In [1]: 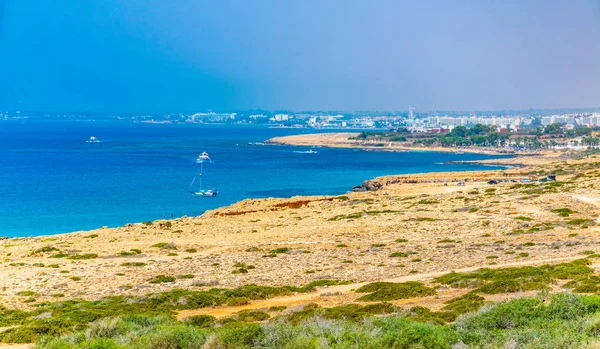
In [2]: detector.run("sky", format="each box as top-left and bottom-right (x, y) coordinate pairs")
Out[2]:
(0, 0), (599, 113)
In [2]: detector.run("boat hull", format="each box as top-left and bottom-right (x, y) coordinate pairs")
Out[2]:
(190, 190), (218, 197)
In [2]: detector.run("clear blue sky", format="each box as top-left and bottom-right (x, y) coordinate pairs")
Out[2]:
(1, 0), (599, 112)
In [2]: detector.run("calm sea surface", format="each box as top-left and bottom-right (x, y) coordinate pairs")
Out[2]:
(0, 120), (511, 237)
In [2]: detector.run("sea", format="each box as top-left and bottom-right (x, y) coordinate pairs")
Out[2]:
(0, 120), (512, 237)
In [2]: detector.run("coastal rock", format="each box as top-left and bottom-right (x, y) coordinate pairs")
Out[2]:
(353, 180), (384, 192)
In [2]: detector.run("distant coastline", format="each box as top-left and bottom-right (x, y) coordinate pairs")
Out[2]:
(266, 132), (538, 156)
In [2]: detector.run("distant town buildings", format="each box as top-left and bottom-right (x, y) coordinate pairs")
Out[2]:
(188, 112), (236, 122)
(3, 108), (600, 133)
(541, 113), (600, 127)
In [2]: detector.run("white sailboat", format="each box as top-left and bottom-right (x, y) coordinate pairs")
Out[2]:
(189, 152), (218, 197)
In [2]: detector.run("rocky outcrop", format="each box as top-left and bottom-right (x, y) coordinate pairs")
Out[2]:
(353, 180), (384, 192)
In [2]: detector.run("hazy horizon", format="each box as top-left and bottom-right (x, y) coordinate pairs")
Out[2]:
(1, 0), (599, 113)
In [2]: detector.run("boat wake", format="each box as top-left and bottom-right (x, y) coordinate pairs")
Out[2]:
(293, 148), (318, 154)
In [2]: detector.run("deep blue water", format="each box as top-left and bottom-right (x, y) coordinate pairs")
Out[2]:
(0, 120), (511, 237)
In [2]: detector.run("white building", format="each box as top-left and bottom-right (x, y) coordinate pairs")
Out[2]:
(271, 114), (290, 122)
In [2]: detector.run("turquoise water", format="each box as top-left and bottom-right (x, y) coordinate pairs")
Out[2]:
(0, 120), (511, 237)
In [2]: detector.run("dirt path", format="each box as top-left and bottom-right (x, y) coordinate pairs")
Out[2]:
(177, 255), (586, 320)
(573, 195), (600, 223)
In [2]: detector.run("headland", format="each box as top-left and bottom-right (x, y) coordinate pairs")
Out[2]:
(3, 145), (600, 347)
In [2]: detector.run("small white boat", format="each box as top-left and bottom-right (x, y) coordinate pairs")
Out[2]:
(196, 152), (211, 163)
(294, 148), (318, 154)
(86, 136), (100, 143)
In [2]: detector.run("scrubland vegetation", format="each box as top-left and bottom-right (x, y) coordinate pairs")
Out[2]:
(1, 259), (600, 347)
(30, 292), (600, 349)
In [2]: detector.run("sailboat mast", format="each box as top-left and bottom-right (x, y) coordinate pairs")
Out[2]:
(199, 161), (204, 191)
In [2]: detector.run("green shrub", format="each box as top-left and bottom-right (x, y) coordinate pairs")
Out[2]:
(234, 310), (270, 322)
(355, 281), (436, 301)
(120, 262), (147, 267)
(269, 247), (289, 254)
(218, 323), (264, 348)
(185, 314), (216, 328)
(35, 246), (58, 253)
(567, 218), (595, 226)
(227, 297), (250, 306)
(417, 199), (439, 205)
(149, 275), (176, 284)
(441, 293), (485, 314)
(118, 249), (142, 256)
(416, 217), (436, 221)
(551, 208), (576, 217)
(67, 253), (98, 260)
(152, 242), (177, 249)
